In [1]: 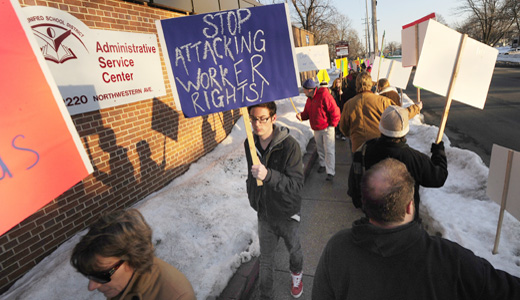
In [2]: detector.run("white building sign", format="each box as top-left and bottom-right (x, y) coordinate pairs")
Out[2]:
(23, 6), (166, 115)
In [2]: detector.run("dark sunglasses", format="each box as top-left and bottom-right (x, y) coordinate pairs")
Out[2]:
(86, 260), (125, 284)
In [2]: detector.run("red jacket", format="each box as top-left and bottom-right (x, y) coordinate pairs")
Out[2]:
(300, 87), (341, 131)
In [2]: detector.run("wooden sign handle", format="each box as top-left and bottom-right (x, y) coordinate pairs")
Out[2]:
(289, 97), (299, 115)
(241, 107), (263, 186)
(415, 24), (420, 104)
(435, 34), (468, 144)
(376, 34), (385, 84)
(492, 150), (514, 254)
(415, 24), (420, 66)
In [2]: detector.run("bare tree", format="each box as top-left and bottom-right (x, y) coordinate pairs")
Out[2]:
(509, 0), (520, 33)
(454, 16), (483, 40)
(309, 8), (365, 59)
(258, 0), (335, 33)
(435, 14), (449, 27)
(257, 0), (364, 58)
(457, 0), (516, 46)
(344, 30), (365, 59)
(289, 0), (337, 35)
(384, 41), (400, 56)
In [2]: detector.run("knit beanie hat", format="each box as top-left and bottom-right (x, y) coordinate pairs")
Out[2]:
(379, 105), (409, 138)
(303, 78), (317, 89)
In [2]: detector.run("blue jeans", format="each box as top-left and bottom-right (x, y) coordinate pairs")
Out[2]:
(258, 217), (303, 300)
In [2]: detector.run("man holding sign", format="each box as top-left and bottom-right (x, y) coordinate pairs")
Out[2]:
(244, 102), (304, 299)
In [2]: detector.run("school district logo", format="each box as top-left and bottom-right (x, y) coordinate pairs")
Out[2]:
(31, 24), (88, 64)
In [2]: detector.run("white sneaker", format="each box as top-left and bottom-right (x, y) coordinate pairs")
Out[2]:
(291, 271), (303, 298)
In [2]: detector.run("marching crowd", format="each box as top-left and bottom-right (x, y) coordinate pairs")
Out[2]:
(70, 68), (520, 299)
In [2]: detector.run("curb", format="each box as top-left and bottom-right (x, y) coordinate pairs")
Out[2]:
(217, 138), (317, 300)
(496, 60), (520, 68)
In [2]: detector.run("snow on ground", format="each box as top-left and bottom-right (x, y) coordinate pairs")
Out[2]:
(2, 66), (520, 299)
(496, 46), (520, 63)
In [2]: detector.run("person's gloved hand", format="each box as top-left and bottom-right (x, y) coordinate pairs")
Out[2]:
(431, 141), (445, 153)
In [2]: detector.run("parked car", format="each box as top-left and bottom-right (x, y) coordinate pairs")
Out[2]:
(505, 47), (520, 55)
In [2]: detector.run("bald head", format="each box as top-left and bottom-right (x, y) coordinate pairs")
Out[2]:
(361, 158), (415, 224)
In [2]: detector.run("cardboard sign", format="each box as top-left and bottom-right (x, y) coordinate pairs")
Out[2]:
(317, 69), (330, 84)
(413, 19), (498, 109)
(156, 3), (300, 118)
(488, 144), (520, 221)
(335, 57), (348, 75)
(401, 13), (435, 67)
(371, 57), (412, 89)
(295, 44), (330, 72)
(372, 56), (392, 81)
(23, 6), (166, 115)
(1, 0), (93, 235)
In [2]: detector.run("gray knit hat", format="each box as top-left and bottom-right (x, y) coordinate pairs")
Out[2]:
(379, 105), (409, 138)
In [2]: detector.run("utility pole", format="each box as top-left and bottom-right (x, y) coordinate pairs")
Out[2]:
(371, 0), (378, 57)
(365, 0), (371, 57)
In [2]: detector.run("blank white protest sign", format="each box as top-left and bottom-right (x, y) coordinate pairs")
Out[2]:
(371, 56), (391, 81)
(371, 57), (412, 89)
(413, 19), (498, 109)
(487, 144), (520, 221)
(401, 17), (430, 67)
(294, 44), (330, 72)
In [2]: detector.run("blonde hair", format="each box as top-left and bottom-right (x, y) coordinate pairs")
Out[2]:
(331, 78), (342, 90)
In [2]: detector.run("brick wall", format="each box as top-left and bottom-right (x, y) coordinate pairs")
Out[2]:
(0, 0), (240, 294)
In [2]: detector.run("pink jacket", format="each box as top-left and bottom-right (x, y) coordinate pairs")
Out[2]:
(300, 87), (341, 131)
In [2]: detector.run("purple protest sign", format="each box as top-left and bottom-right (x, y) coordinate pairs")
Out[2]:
(156, 3), (300, 118)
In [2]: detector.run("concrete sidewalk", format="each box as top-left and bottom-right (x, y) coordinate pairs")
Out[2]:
(218, 137), (365, 299)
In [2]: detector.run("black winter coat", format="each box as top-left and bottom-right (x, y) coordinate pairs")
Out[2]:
(313, 218), (520, 299)
(349, 137), (448, 218)
(244, 125), (304, 220)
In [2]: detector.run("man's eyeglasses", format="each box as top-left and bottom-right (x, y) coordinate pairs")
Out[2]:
(250, 116), (271, 124)
(86, 260), (125, 284)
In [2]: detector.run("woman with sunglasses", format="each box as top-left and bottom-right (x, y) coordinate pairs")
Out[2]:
(71, 209), (195, 299)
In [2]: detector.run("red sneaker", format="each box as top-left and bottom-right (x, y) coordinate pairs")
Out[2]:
(291, 271), (303, 298)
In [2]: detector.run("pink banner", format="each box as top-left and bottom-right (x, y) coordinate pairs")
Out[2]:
(0, 0), (92, 235)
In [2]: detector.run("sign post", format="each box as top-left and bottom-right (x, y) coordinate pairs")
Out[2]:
(435, 34), (467, 144)
(376, 31), (385, 85)
(241, 107), (263, 186)
(492, 150), (513, 254)
(487, 144), (520, 254)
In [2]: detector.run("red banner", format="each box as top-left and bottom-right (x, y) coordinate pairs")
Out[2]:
(402, 13), (436, 29)
(0, 0), (93, 235)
